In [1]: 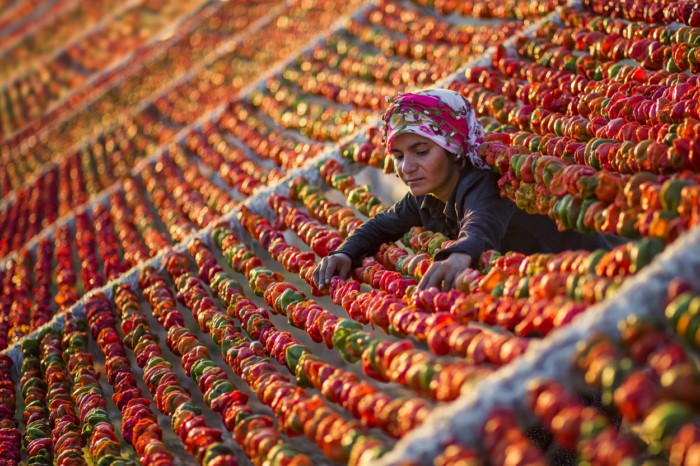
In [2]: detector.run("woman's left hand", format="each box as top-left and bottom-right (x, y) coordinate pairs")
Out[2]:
(418, 253), (472, 291)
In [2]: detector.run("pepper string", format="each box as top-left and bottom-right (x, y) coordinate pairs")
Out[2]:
(58, 152), (90, 218)
(560, 6), (700, 71)
(377, 226), (700, 465)
(3, 1), (204, 137)
(61, 312), (138, 465)
(525, 380), (641, 464)
(216, 219), (492, 401)
(346, 2), (517, 70)
(30, 238), (53, 331)
(121, 177), (174, 256)
(165, 142), (241, 214)
(7, 249), (31, 345)
(266, 10), (522, 112)
(82, 294), (176, 466)
(132, 269), (311, 466)
(298, 33), (451, 101)
(582, 0), (700, 27)
(141, 163), (198, 243)
(573, 300), (700, 453)
(19, 337), (53, 464)
(0, 252), (26, 348)
(153, 250), (389, 465)
(91, 204), (128, 281)
(92, 203), (130, 281)
(117, 283), (286, 466)
(666, 286), (700, 354)
(480, 408), (548, 466)
(410, 0), (565, 20)
(179, 160), (239, 217)
(150, 0), (370, 128)
(54, 223), (81, 311)
(151, 153), (220, 229)
(108, 190), (153, 269)
(0, 0), (347, 261)
(183, 125), (285, 197)
(286, 165), (667, 338)
(188, 235), (433, 438)
(74, 211), (106, 292)
(116, 280), (247, 466)
(23, 0), (288, 162)
(445, 117), (699, 245)
(0, 355), (20, 465)
(397, 299), (700, 462)
(0, 0), (131, 85)
(248, 80), (374, 144)
(264, 193), (530, 367)
(217, 100), (329, 173)
(39, 330), (87, 466)
(243, 1), (518, 144)
(118, 0), (293, 130)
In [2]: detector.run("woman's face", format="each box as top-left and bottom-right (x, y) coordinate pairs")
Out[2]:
(390, 132), (460, 203)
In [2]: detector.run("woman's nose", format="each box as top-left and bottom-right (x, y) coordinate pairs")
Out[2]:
(401, 155), (417, 173)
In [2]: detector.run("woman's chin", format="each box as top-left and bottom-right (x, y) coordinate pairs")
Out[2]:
(407, 186), (430, 196)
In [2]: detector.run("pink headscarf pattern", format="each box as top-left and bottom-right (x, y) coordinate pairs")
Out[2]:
(381, 88), (487, 170)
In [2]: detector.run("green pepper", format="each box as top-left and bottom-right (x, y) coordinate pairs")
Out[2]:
(203, 443), (236, 464)
(212, 227), (229, 249)
(343, 331), (371, 363)
(25, 423), (49, 441)
(81, 407), (112, 438)
(660, 178), (694, 212)
(578, 413), (609, 442)
(204, 380), (235, 407)
(664, 288), (688, 325)
(427, 235), (448, 256)
(491, 282), (504, 297)
(630, 237), (665, 274)
(554, 194), (574, 229)
(246, 314), (270, 337)
(511, 153), (527, 180)
(268, 444), (301, 465)
(332, 319), (364, 360)
(294, 352), (316, 387)
(191, 359), (216, 384)
(96, 455), (125, 466)
(284, 344), (309, 372)
(418, 362), (440, 392)
(577, 199), (597, 233)
(275, 288), (305, 318)
(642, 401), (694, 454)
(515, 277), (529, 299)
(21, 338), (40, 355)
(600, 357), (632, 408)
(341, 429), (363, 458)
(144, 355), (172, 373)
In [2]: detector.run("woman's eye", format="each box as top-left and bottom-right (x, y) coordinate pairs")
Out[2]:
(415, 151), (428, 156)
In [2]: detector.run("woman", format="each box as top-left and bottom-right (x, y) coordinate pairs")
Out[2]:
(313, 88), (616, 291)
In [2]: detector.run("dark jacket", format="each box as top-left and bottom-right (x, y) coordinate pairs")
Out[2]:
(333, 168), (617, 267)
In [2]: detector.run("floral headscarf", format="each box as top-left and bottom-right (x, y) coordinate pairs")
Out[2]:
(382, 88), (487, 170)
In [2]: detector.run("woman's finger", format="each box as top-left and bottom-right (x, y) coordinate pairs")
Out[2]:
(323, 259), (336, 287)
(419, 265), (444, 290)
(313, 261), (322, 287)
(442, 270), (458, 291)
(338, 259), (351, 279)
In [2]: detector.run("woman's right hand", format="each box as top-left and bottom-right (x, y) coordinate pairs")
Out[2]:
(313, 253), (352, 290)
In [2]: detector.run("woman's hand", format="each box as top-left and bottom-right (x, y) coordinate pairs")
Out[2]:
(313, 253), (353, 290)
(418, 253), (472, 291)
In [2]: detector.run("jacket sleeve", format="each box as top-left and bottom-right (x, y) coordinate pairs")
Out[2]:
(434, 170), (515, 262)
(331, 193), (423, 267)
